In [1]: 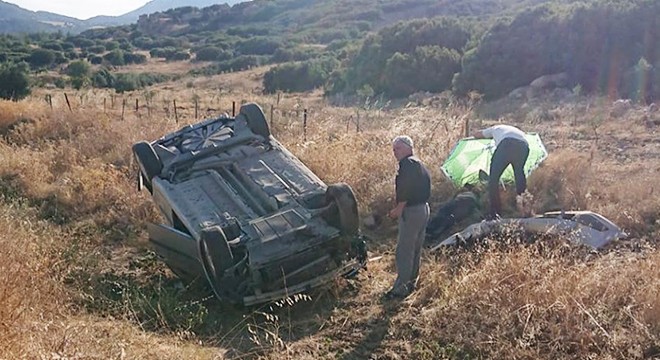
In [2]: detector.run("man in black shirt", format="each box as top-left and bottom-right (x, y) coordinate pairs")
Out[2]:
(386, 135), (431, 299)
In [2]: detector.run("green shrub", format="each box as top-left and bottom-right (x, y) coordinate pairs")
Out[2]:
(330, 16), (472, 97)
(86, 45), (106, 54)
(66, 60), (91, 78)
(194, 46), (226, 61)
(103, 50), (125, 66)
(264, 58), (339, 93)
(236, 37), (282, 55)
(27, 48), (56, 69)
(124, 52), (148, 64)
(0, 62), (30, 100)
(91, 68), (115, 88)
(384, 46), (461, 97)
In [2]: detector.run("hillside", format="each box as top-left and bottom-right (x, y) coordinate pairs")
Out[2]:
(0, 71), (658, 358)
(0, 0), (246, 34)
(0, 1), (82, 33)
(85, 0), (247, 28)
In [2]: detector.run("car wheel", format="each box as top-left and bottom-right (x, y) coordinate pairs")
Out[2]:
(132, 141), (162, 193)
(198, 226), (234, 296)
(239, 103), (270, 138)
(325, 183), (359, 235)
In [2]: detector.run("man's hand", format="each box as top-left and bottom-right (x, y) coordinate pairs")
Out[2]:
(388, 202), (406, 219)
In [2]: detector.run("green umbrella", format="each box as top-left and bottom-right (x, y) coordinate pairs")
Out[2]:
(441, 133), (548, 187)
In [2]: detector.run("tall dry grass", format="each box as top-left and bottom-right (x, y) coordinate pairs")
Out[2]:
(0, 83), (658, 360)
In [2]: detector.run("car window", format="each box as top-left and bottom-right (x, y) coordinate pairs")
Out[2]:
(575, 214), (609, 232)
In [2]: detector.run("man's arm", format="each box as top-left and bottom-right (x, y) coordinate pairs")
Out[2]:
(390, 161), (412, 219)
(473, 126), (493, 139)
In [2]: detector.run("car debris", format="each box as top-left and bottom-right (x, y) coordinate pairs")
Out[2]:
(132, 103), (367, 306)
(429, 210), (627, 251)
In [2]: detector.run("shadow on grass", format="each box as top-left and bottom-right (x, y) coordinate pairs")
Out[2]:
(64, 248), (352, 357)
(338, 301), (401, 360)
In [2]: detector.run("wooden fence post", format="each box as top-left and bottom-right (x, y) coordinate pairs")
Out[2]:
(103, 98), (106, 113)
(270, 104), (274, 132)
(173, 100), (179, 123)
(232, 101), (236, 117)
(194, 98), (199, 119)
(121, 99), (126, 120)
(303, 108), (308, 142)
(64, 93), (72, 112)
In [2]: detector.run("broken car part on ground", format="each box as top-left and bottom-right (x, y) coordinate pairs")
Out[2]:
(430, 210), (626, 251)
(132, 103), (367, 306)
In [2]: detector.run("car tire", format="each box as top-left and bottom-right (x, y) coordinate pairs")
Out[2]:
(239, 103), (270, 138)
(132, 141), (162, 193)
(198, 226), (234, 296)
(326, 183), (359, 235)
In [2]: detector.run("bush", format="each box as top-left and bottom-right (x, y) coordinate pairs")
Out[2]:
(264, 58), (339, 93)
(621, 58), (660, 103)
(27, 49), (56, 69)
(271, 46), (322, 63)
(383, 46), (461, 97)
(113, 73), (139, 92)
(167, 51), (191, 61)
(124, 52), (148, 64)
(331, 16), (472, 97)
(0, 63), (30, 100)
(103, 50), (125, 66)
(91, 68), (115, 88)
(105, 41), (120, 51)
(194, 46), (223, 61)
(66, 60), (91, 78)
(133, 36), (154, 50)
(89, 56), (103, 65)
(41, 42), (63, 51)
(236, 37), (283, 55)
(86, 45), (106, 54)
(452, 2), (660, 100)
(149, 47), (190, 61)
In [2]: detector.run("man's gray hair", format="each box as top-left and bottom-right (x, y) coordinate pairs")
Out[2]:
(392, 135), (414, 149)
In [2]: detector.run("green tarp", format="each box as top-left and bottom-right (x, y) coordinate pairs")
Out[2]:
(441, 133), (548, 187)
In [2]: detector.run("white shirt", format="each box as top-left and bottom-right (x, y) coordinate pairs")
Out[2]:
(481, 125), (528, 146)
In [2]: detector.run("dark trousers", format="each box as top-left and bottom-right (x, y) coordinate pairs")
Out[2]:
(488, 138), (529, 218)
(426, 192), (480, 239)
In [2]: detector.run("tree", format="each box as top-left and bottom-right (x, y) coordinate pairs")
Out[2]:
(27, 49), (56, 69)
(195, 46), (222, 61)
(66, 60), (91, 90)
(103, 50), (125, 66)
(66, 60), (91, 78)
(0, 63), (31, 100)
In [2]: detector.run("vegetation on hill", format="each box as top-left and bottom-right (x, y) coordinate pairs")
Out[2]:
(0, 0), (658, 102)
(0, 81), (658, 358)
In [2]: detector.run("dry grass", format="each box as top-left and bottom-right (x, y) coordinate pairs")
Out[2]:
(0, 72), (658, 359)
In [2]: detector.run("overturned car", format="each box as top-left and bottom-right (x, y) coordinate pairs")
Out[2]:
(430, 210), (627, 251)
(133, 103), (367, 306)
